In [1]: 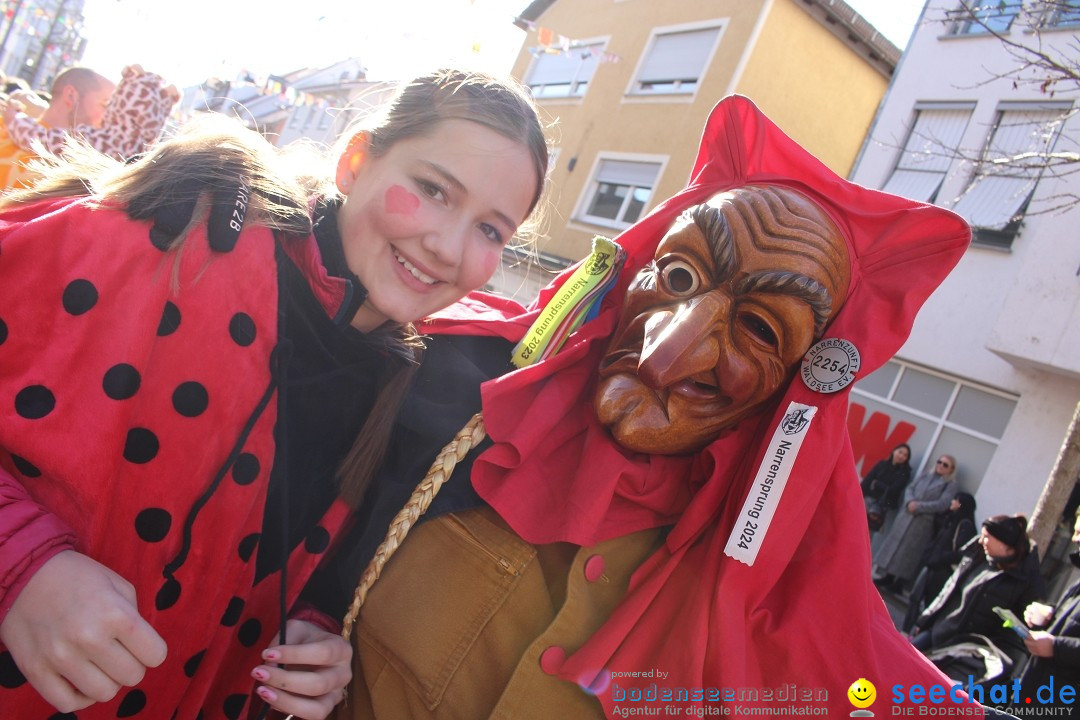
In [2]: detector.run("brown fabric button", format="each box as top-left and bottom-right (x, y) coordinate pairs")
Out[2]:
(584, 554), (606, 582)
(539, 645), (566, 675)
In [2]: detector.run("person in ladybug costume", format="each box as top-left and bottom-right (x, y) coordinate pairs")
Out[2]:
(307, 96), (1004, 719)
(0, 68), (548, 720)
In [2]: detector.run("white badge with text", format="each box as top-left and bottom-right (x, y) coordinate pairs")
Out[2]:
(724, 402), (817, 566)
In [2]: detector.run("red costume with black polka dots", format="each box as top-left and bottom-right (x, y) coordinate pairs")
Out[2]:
(0, 197), (364, 719)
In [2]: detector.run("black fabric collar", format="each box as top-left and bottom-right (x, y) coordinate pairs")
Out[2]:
(312, 198), (367, 322)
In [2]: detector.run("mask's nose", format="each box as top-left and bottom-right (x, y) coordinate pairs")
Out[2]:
(636, 291), (728, 390)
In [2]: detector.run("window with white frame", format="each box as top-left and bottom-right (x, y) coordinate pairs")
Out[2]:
(851, 359), (1017, 494)
(631, 23), (723, 95)
(577, 157), (662, 229)
(525, 41), (604, 99)
(947, 1), (1022, 34)
(883, 103), (973, 203)
(950, 103), (1069, 248)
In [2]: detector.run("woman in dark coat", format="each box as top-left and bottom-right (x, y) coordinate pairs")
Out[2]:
(861, 443), (912, 533)
(901, 492), (977, 632)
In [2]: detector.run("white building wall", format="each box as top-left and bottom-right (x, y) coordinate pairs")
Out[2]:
(850, 1), (1080, 525)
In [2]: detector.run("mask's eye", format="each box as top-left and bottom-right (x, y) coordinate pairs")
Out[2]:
(739, 312), (778, 347)
(658, 259), (700, 296)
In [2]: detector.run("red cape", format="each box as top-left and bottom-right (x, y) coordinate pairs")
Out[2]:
(420, 96), (977, 716)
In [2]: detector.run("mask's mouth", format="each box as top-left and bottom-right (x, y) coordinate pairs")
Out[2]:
(667, 373), (720, 400)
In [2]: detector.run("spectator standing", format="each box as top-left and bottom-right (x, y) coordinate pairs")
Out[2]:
(874, 454), (958, 593)
(0, 67), (114, 189)
(0, 65), (177, 190)
(861, 443), (912, 533)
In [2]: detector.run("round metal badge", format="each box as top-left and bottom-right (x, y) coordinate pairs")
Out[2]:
(800, 338), (860, 393)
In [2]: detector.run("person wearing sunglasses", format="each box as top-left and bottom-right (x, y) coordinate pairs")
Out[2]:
(874, 454), (958, 595)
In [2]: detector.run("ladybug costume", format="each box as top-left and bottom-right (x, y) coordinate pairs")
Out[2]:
(0, 197), (399, 719)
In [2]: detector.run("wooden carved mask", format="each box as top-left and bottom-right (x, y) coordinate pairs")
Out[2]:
(595, 185), (851, 455)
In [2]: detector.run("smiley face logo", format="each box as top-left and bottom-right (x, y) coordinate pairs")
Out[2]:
(847, 678), (876, 709)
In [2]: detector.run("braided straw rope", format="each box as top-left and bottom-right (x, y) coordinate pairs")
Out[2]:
(341, 412), (487, 640)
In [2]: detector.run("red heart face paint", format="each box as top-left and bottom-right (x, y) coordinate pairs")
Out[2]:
(385, 184), (420, 216)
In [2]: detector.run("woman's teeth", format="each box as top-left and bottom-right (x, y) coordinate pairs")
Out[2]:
(394, 251), (437, 285)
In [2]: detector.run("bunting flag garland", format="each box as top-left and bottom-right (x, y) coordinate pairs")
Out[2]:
(515, 15), (622, 64)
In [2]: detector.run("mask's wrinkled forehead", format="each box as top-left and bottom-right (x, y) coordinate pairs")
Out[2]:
(676, 185), (851, 337)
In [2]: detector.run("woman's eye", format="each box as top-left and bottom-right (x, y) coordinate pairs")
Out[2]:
(416, 179), (446, 202)
(479, 222), (504, 245)
(659, 259), (700, 296)
(739, 312), (778, 347)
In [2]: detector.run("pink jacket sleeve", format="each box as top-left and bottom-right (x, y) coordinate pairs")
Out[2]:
(7, 65), (179, 159)
(0, 465), (76, 626)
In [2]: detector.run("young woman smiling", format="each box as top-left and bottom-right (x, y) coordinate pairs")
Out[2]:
(0, 69), (547, 720)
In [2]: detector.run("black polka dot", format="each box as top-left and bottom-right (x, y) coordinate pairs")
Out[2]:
(0, 317), (7, 345)
(305, 526), (330, 554)
(134, 508), (172, 543)
(156, 577), (181, 610)
(117, 688), (147, 716)
(123, 428), (159, 464)
(62, 279), (98, 315)
(15, 385), (55, 419)
(10, 454), (40, 478)
(0, 650), (26, 688)
(172, 381), (209, 417)
(223, 694), (248, 720)
(196, 712), (205, 720)
(229, 313), (256, 346)
(238, 533), (259, 562)
(238, 618), (262, 647)
(231, 453), (259, 486)
(183, 649), (206, 678)
(47, 713), (77, 720)
(158, 302), (181, 336)
(103, 364), (141, 400)
(220, 597), (244, 627)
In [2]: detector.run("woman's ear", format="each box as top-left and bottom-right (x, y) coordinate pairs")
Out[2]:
(335, 132), (370, 194)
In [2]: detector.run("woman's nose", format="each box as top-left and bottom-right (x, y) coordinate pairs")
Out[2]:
(420, 222), (468, 266)
(636, 291), (729, 389)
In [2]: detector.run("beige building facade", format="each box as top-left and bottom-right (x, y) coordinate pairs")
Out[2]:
(488, 0), (898, 299)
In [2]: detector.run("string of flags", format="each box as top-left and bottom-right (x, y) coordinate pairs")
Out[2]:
(515, 16), (621, 63)
(0, 1), (80, 31)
